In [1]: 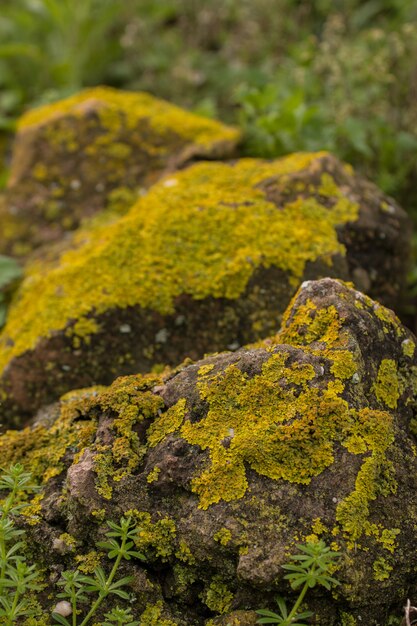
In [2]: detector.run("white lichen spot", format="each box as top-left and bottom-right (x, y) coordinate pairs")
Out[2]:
(119, 323), (132, 334)
(155, 328), (169, 344)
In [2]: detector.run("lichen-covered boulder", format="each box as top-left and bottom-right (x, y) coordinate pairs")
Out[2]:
(0, 153), (409, 425)
(3, 279), (417, 625)
(0, 86), (240, 257)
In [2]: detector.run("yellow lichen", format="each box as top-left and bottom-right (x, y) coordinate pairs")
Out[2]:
(336, 408), (396, 541)
(0, 373), (164, 501)
(147, 399), (187, 448)
(127, 510), (177, 561)
(58, 533), (77, 549)
(372, 556), (393, 581)
(18, 86), (240, 150)
(373, 359), (400, 409)
(175, 540), (196, 565)
(0, 154), (358, 374)
(311, 518), (328, 536)
(75, 550), (101, 574)
(0, 388), (99, 487)
(402, 338), (415, 358)
(139, 601), (178, 626)
(147, 293), (397, 552)
(147, 466), (161, 483)
(214, 528), (233, 546)
(150, 347), (393, 515)
(202, 576), (234, 614)
(198, 364), (216, 377)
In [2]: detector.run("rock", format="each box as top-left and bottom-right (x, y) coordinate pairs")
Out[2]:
(2, 278), (417, 624)
(0, 86), (240, 257)
(209, 611), (257, 625)
(0, 153), (409, 426)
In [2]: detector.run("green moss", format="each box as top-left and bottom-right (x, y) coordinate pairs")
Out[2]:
(372, 556), (393, 581)
(0, 154), (358, 374)
(21, 598), (51, 626)
(373, 359), (400, 409)
(340, 613), (357, 626)
(171, 562), (197, 594)
(202, 576), (234, 614)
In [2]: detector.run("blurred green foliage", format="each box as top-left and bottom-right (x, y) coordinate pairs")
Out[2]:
(0, 0), (130, 132)
(1, 0), (417, 261)
(237, 18), (417, 205)
(0, 255), (22, 328)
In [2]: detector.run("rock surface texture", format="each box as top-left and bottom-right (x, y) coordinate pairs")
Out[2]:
(0, 152), (409, 425)
(0, 86), (240, 257)
(2, 279), (417, 625)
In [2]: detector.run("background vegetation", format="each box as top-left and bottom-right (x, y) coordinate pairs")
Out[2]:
(1, 0), (417, 299)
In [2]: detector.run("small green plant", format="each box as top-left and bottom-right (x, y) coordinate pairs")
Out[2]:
(256, 540), (340, 625)
(0, 463), (42, 625)
(102, 607), (140, 626)
(0, 255), (22, 328)
(52, 516), (145, 626)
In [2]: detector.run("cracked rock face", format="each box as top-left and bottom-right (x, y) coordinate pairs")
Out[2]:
(0, 152), (409, 426)
(3, 279), (417, 625)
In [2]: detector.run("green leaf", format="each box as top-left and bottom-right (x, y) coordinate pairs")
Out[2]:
(52, 613), (72, 626)
(0, 256), (22, 290)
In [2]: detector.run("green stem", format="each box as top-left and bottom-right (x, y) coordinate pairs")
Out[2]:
(79, 534), (127, 626)
(6, 584), (21, 626)
(0, 481), (17, 587)
(0, 533), (6, 593)
(72, 585), (77, 626)
(286, 564), (316, 624)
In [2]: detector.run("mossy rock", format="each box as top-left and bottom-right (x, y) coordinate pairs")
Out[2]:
(0, 86), (240, 258)
(3, 279), (417, 624)
(0, 153), (409, 426)
(207, 611), (257, 625)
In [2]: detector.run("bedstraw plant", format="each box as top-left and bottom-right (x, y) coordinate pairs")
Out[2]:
(256, 540), (341, 625)
(0, 463), (42, 625)
(52, 516), (145, 626)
